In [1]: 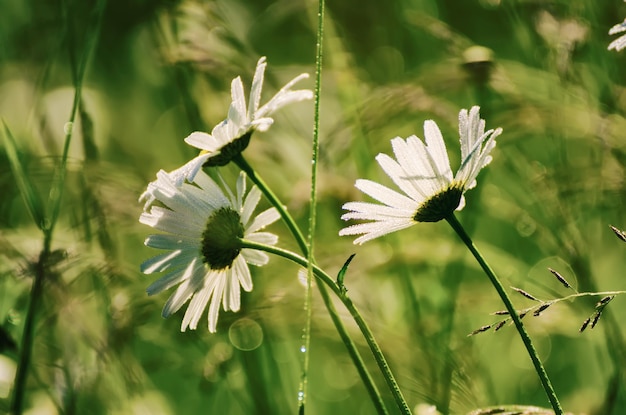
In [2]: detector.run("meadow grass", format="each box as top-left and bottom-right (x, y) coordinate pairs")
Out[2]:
(2, 0), (626, 414)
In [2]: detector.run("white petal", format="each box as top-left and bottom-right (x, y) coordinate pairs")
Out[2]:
(248, 57), (267, 120)
(609, 20), (626, 35)
(256, 73), (312, 119)
(241, 249), (269, 266)
(182, 280), (214, 331)
(233, 255), (253, 292)
(354, 179), (417, 210)
(246, 231), (278, 246)
(222, 267), (241, 312)
(250, 117), (274, 132)
(235, 171), (246, 212)
(339, 219), (415, 245)
(341, 201), (414, 219)
(423, 120), (453, 183)
(184, 132), (219, 152)
(207, 272), (226, 332)
(228, 76), (248, 128)
(376, 151), (433, 201)
(161, 265), (206, 318)
(146, 258), (200, 295)
(140, 207), (203, 238)
(246, 208), (280, 234)
(241, 186), (261, 226)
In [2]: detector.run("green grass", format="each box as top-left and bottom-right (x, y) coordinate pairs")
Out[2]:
(2, 0), (626, 414)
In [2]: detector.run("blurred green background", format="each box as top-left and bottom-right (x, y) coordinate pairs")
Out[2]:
(2, 0), (626, 414)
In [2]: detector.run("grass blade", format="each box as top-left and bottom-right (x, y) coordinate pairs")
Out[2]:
(2, 121), (46, 230)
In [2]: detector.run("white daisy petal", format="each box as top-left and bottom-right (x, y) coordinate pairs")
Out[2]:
(233, 255), (253, 292)
(248, 57), (267, 120)
(609, 20), (626, 51)
(354, 179), (418, 210)
(207, 275), (226, 333)
(246, 231), (279, 246)
(246, 208), (280, 234)
(177, 57), (312, 167)
(241, 186), (262, 226)
(339, 219), (415, 245)
(241, 249), (270, 267)
(340, 106), (500, 244)
(228, 77), (247, 128)
(139, 170), (278, 332)
(184, 132), (218, 152)
(182, 277), (215, 331)
(423, 120), (453, 183)
(146, 259), (199, 295)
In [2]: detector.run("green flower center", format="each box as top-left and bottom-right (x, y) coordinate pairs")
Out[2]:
(413, 186), (463, 223)
(203, 131), (252, 167)
(201, 207), (245, 270)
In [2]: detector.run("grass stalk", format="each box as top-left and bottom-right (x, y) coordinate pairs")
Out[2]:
(445, 213), (563, 415)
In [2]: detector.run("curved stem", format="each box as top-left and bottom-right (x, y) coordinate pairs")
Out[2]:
(240, 239), (410, 415)
(445, 213), (563, 415)
(235, 154), (389, 414)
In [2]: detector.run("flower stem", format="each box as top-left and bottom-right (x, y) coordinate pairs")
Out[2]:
(234, 155), (392, 414)
(445, 213), (563, 414)
(239, 239), (409, 415)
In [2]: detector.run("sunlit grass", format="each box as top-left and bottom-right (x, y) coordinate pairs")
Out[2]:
(2, 0), (626, 414)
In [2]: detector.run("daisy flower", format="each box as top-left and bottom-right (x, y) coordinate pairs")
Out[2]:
(184, 56), (313, 167)
(139, 170), (280, 332)
(609, 18), (626, 51)
(339, 106), (502, 245)
(139, 152), (212, 210)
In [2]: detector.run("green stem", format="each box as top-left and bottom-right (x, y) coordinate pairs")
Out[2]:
(11, 236), (51, 414)
(240, 239), (409, 415)
(234, 155), (390, 414)
(445, 213), (563, 414)
(299, 0), (325, 409)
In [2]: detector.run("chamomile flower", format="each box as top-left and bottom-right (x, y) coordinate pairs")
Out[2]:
(609, 18), (626, 51)
(139, 170), (279, 332)
(340, 106), (501, 245)
(139, 153), (212, 210)
(184, 56), (313, 166)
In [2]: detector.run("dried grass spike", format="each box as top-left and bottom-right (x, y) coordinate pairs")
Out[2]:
(469, 325), (492, 336)
(532, 302), (552, 317)
(610, 225), (626, 242)
(548, 267), (572, 289)
(512, 287), (540, 301)
(579, 317), (591, 332)
(596, 295), (614, 308)
(591, 310), (603, 329)
(494, 320), (507, 331)
(492, 310), (510, 316)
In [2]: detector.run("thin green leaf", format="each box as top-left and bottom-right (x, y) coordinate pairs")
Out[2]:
(337, 253), (356, 294)
(2, 121), (46, 230)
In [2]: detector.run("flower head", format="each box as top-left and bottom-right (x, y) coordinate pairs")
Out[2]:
(609, 18), (626, 51)
(140, 170), (280, 332)
(339, 106), (501, 245)
(185, 56), (313, 166)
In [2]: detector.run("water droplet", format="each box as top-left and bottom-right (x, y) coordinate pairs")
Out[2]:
(300, 346), (306, 353)
(63, 122), (73, 134)
(297, 391), (305, 401)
